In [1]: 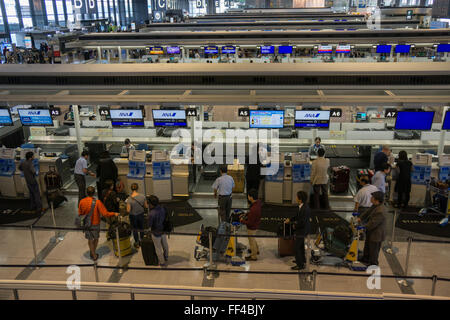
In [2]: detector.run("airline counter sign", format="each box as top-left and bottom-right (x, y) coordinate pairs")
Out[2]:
(330, 108), (342, 118)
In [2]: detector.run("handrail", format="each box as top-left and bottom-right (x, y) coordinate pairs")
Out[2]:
(0, 279), (448, 300)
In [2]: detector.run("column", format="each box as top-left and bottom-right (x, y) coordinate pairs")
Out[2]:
(15, 0), (25, 30)
(0, 1), (11, 42)
(438, 107), (448, 156)
(52, 0), (59, 25)
(62, 0), (68, 23)
(97, 46), (102, 62)
(118, 46), (122, 62)
(72, 105), (84, 158)
(41, 0), (49, 25)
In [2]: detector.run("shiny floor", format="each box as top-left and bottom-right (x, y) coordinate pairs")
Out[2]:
(0, 194), (449, 300)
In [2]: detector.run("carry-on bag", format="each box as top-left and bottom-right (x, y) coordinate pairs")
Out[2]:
(278, 222), (295, 257)
(141, 232), (159, 266)
(330, 166), (350, 193)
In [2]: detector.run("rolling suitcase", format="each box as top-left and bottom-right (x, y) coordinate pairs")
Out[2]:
(277, 223), (295, 257)
(330, 166), (350, 193)
(141, 232), (159, 266)
(212, 221), (231, 261)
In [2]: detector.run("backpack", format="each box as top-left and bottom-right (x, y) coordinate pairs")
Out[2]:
(162, 206), (174, 233)
(44, 171), (62, 191)
(75, 199), (96, 230)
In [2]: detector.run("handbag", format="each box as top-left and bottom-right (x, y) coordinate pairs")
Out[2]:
(131, 195), (148, 215)
(74, 199), (96, 230)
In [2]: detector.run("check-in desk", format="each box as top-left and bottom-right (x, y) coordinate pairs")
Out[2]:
(410, 153), (433, 207)
(228, 159), (245, 193)
(171, 157), (189, 197)
(0, 148), (17, 197)
(283, 159), (292, 202)
(152, 150), (172, 201)
(265, 153), (284, 205)
(291, 152), (312, 205)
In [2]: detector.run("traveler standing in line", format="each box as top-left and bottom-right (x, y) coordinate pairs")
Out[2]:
(121, 138), (135, 155)
(285, 191), (311, 270)
(212, 166), (235, 223)
(102, 180), (119, 213)
(372, 163), (391, 194)
(358, 191), (387, 266)
(395, 150), (413, 209)
(19, 151), (43, 214)
(240, 189), (262, 261)
(353, 176), (379, 215)
(310, 148), (330, 210)
(78, 186), (119, 261)
(374, 145), (391, 172)
(74, 151), (95, 203)
(96, 150), (118, 194)
(147, 195), (169, 267)
(126, 183), (148, 249)
(309, 137), (325, 158)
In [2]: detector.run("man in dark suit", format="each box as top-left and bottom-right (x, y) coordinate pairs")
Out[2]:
(358, 191), (387, 266)
(285, 191), (311, 270)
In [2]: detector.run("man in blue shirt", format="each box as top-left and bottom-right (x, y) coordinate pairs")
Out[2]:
(374, 146), (391, 172)
(372, 163), (391, 194)
(212, 166), (235, 223)
(74, 151), (96, 203)
(148, 195), (169, 267)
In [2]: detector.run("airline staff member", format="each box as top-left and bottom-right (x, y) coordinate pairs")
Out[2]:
(212, 166), (235, 223)
(309, 137), (325, 158)
(121, 138), (135, 155)
(74, 151), (95, 203)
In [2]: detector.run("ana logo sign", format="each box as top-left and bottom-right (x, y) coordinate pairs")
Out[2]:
(28, 111), (41, 116)
(119, 112), (133, 117)
(304, 113), (321, 118)
(162, 112), (177, 117)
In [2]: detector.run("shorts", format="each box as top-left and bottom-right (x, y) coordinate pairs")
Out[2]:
(84, 225), (101, 240)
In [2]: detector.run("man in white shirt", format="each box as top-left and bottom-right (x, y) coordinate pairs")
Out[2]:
(212, 166), (235, 223)
(310, 148), (330, 210)
(354, 176), (379, 214)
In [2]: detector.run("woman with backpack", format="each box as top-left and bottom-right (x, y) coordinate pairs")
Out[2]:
(395, 150), (413, 209)
(126, 183), (148, 249)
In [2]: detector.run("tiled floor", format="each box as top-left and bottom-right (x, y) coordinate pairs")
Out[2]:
(0, 195), (449, 299)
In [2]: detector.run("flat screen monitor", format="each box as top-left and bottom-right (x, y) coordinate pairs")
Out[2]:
(222, 46), (236, 54)
(152, 109), (187, 127)
(24, 36), (32, 49)
(318, 45), (332, 54)
(249, 110), (284, 129)
(166, 46), (180, 54)
(437, 44), (450, 53)
(149, 46), (164, 54)
(260, 46), (274, 54)
(336, 45), (351, 53)
(356, 112), (367, 121)
(0, 108), (13, 126)
(442, 110), (450, 131)
(394, 111), (435, 130)
(18, 109), (53, 126)
(295, 110), (330, 128)
(376, 45), (392, 54)
(278, 46), (293, 54)
(395, 45), (411, 53)
(110, 109), (145, 127)
(204, 46), (218, 54)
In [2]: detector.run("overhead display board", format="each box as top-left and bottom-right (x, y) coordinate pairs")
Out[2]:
(249, 110), (284, 129)
(18, 109), (53, 127)
(295, 110), (330, 128)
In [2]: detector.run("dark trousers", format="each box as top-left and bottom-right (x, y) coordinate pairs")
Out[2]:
(295, 236), (306, 267)
(27, 182), (42, 211)
(362, 238), (382, 266)
(218, 195), (232, 222)
(397, 190), (411, 208)
(74, 174), (86, 203)
(246, 179), (260, 195)
(313, 184), (330, 210)
(129, 213), (145, 243)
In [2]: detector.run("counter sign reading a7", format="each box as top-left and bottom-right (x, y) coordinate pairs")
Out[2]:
(385, 109), (397, 118)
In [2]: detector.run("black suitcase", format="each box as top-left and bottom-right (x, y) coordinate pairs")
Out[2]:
(330, 166), (350, 193)
(141, 233), (159, 266)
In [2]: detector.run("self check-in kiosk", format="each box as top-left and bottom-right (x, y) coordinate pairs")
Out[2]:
(291, 152), (312, 205)
(127, 149), (147, 195)
(152, 150), (172, 201)
(0, 148), (18, 197)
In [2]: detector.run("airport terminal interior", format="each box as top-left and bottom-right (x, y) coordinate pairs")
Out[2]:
(0, 0), (449, 301)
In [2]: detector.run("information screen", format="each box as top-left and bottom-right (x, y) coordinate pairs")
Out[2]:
(318, 45), (332, 54)
(152, 110), (187, 127)
(204, 46), (219, 54)
(18, 109), (53, 126)
(295, 110), (330, 128)
(442, 111), (450, 131)
(110, 109), (144, 127)
(356, 112), (367, 121)
(222, 46), (236, 54)
(394, 111), (435, 130)
(166, 46), (180, 54)
(395, 45), (411, 53)
(437, 44), (450, 53)
(149, 47), (164, 54)
(24, 36), (32, 49)
(260, 46), (274, 54)
(278, 46), (293, 54)
(376, 45), (392, 53)
(0, 108), (13, 126)
(249, 110), (284, 129)
(336, 45), (351, 53)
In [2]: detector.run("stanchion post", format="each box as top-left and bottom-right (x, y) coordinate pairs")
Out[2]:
(431, 275), (437, 296)
(398, 237), (414, 287)
(72, 290), (77, 300)
(385, 210), (398, 254)
(13, 289), (19, 300)
(206, 230), (217, 280)
(94, 261), (99, 282)
(312, 270), (317, 291)
(130, 292), (135, 300)
(30, 226), (39, 268)
(116, 227), (123, 271)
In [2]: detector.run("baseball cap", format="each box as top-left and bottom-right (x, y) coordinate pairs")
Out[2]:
(371, 191), (385, 203)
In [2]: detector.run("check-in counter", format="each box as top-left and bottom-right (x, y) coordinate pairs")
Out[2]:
(171, 158), (190, 197)
(228, 159), (245, 193)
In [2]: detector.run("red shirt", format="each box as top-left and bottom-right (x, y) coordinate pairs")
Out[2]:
(243, 200), (262, 230)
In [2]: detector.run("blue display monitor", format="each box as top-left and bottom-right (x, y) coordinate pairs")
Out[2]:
(152, 109), (187, 127)
(0, 108), (13, 126)
(295, 110), (330, 128)
(278, 46), (293, 54)
(395, 45), (411, 53)
(18, 109), (53, 126)
(437, 44), (450, 53)
(376, 45), (392, 54)
(204, 46), (219, 54)
(110, 109), (144, 127)
(394, 111), (435, 130)
(249, 110), (284, 129)
(261, 46), (274, 54)
(443, 111), (450, 131)
(167, 46), (180, 54)
(356, 112), (367, 121)
(222, 46), (236, 54)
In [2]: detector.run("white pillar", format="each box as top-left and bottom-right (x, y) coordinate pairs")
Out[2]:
(97, 46), (101, 62)
(118, 46), (122, 63)
(72, 105), (83, 158)
(107, 49), (110, 63)
(438, 106), (448, 156)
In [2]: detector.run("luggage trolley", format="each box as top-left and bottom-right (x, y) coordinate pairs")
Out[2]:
(311, 215), (367, 271)
(419, 181), (449, 227)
